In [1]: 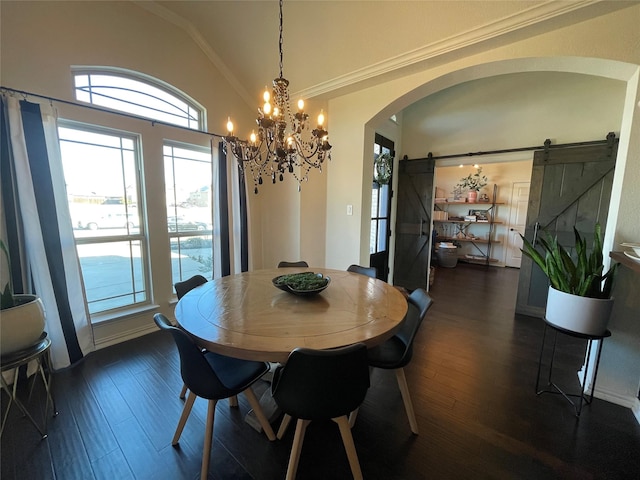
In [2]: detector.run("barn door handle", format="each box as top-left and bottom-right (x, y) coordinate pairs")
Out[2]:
(420, 218), (424, 237)
(532, 222), (540, 246)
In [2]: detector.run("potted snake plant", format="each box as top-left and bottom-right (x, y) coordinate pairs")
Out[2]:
(520, 223), (617, 335)
(0, 239), (45, 354)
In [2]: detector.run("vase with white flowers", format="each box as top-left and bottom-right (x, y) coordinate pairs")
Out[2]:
(455, 167), (488, 203)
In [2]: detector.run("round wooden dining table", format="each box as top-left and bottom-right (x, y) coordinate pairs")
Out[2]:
(174, 267), (408, 363)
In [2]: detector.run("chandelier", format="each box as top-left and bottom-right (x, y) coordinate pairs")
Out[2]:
(223, 0), (332, 194)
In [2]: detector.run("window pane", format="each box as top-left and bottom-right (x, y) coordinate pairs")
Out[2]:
(164, 143), (213, 285)
(60, 128), (139, 236)
(377, 219), (388, 251)
(370, 220), (377, 254)
(170, 235), (214, 287)
(371, 185), (379, 217)
(60, 124), (148, 317)
(378, 183), (389, 217)
(77, 240), (146, 314)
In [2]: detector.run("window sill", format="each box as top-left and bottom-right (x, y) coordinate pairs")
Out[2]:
(91, 303), (160, 326)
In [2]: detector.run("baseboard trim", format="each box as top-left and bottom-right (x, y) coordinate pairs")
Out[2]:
(94, 322), (158, 350)
(594, 385), (640, 424)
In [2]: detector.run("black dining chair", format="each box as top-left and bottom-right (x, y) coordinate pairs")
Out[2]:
(346, 264), (377, 278)
(277, 261), (309, 268)
(358, 288), (433, 434)
(174, 274), (207, 300)
(153, 313), (275, 479)
(272, 343), (369, 480)
(174, 275), (208, 400)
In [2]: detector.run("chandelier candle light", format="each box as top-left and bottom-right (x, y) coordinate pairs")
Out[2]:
(223, 0), (332, 194)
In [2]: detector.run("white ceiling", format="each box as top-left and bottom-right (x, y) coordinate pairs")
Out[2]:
(136, 1), (632, 106)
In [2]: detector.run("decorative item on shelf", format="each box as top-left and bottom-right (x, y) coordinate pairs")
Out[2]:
(520, 223), (617, 335)
(479, 193), (490, 202)
(455, 167), (488, 203)
(222, 0), (331, 194)
(373, 152), (393, 185)
(469, 209), (490, 222)
(0, 240), (46, 354)
(433, 210), (448, 221)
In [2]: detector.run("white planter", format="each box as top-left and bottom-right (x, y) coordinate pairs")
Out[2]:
(0, 294), (46, 354)
(545, 287), (613, 336)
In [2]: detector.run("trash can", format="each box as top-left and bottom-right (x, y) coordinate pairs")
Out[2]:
(436, 243), (458, 268)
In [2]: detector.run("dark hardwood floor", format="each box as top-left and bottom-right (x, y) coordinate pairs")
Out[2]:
(3, 264), (639, 479)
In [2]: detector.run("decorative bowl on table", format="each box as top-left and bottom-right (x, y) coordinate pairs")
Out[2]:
(272, 272), (331, 296)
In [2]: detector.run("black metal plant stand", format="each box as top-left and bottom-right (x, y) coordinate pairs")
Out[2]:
(535, 319), (611, 417)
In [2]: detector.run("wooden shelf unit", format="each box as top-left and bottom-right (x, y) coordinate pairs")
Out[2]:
(436, 236), (500, 245)
(434, 185), (501, 266)
(434, 220), (503, 224)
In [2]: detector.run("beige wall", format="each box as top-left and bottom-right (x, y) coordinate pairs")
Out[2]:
(325, 5), (640, 412)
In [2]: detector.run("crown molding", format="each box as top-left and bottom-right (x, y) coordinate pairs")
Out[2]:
(296, 0), (602, 99)
(137, 1), (602, 103)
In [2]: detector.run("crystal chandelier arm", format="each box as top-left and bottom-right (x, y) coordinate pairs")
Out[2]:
(221, 0), (331, 194)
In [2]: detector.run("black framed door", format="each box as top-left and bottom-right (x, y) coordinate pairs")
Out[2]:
(370, 134), (394, 281)
(392, 156), (435, 290)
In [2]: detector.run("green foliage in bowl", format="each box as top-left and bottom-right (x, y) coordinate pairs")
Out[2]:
(273, 272), (328, 291)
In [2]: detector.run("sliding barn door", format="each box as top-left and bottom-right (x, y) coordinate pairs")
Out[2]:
(393, 158), (434, 290)
(515, 137), (618, 317)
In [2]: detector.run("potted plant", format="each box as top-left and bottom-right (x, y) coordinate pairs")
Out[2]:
(455, 167), (488, 203)
(520, 223), (617, 335)
(0, 239), (45, 354)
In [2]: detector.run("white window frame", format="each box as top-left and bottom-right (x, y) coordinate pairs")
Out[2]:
(163, 141), (214, 288)
(58, 121), (151, 316)
(71, 66), (207, 131)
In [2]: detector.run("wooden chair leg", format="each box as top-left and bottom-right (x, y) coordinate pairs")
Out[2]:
(179, 383), (188, 399)
(228, 395), (238, 407)
(201, 399), (217, 480)
(333, 416), (363, 480)
(277, 413), (292, 439)
(243, 387), (276, 440)
(348, 408), (359, 428)
(172, 390), (196, 445)
(395, 368), (419, 434)
(286, 419), (310, 480)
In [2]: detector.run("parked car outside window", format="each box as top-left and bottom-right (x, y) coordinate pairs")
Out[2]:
(167, 216), (211, 232)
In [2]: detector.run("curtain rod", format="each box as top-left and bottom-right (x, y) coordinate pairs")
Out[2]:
(404, 132), (616, 162)
(0, 86), (226, 140)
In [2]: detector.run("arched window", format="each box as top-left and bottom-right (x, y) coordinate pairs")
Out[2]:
(72, 67), (206, 130)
